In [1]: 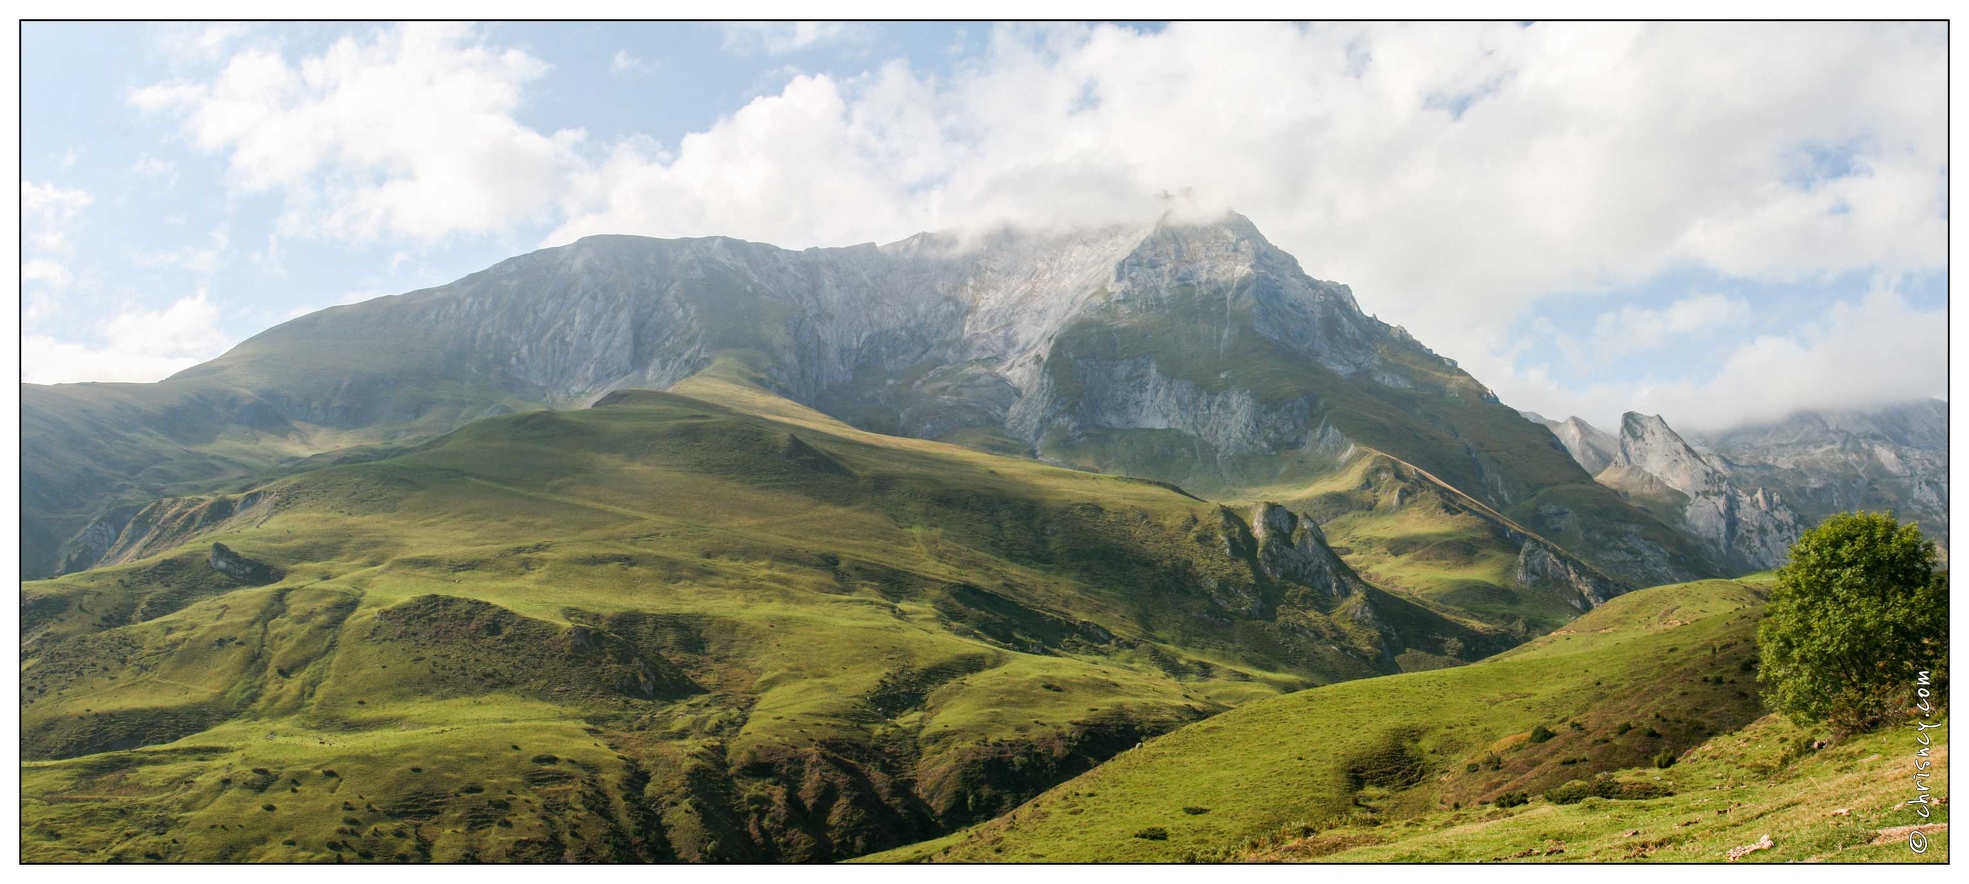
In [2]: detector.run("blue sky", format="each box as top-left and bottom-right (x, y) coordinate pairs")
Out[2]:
(19, 21), (1947, 431)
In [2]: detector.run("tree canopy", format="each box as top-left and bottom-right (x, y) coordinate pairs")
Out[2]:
(1756, 511), (1947, 732)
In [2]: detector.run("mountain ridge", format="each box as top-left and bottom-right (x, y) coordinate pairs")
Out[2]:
(27, 212), (1714, 591)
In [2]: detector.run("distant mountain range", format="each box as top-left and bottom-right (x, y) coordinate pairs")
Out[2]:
(1525, 399), (1947, 568)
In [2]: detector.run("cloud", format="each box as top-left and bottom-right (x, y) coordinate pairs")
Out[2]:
(132, 155), (179, 184)
(610, 49), (653, 75)
(549, 22), (1942, 427)
(1484, 278), (1944, 431)
(147, 22), (260, 65)
(722, 22), (858, 55)
(21, 291), (234, 384)
(22, 180), (92, 250)
(22, 259), (71, 287)
(116, 22), (1943, 426)
(131, 226), (230, 276)
(130, 22), (587, 244)
(1558, 293), (1752, 370)
(1626, 280), (1947, 430)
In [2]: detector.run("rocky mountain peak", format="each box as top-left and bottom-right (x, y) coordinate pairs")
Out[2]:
(1525, 412), (1619, 476)
(1597, 411), (1804, 571)
(1611, 412), (1725, 497)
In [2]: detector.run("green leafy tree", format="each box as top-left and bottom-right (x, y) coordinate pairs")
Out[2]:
(1757, 512), (1948, 732)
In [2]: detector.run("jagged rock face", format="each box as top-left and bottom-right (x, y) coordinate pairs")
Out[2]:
(1690, 399), (1948, 555)
(1247, 502), (1363, 601)
(1599, 413), (1804, 572)
(208, 543), (283, 586)
(1512, 542), (1621, 611)
(179, 214), (1455, 484)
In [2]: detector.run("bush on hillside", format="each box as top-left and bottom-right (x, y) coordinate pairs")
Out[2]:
(1493, 791), (1529, 808)
(1544, 780), (1594, 805)
(1757, 512), (1949, 734)
(1527, 724), (1556, 744)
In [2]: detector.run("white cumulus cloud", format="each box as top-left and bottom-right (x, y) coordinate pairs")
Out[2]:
(131, 22), (587, 244)
(22, 180), (92, 250)
(112, 22), (1945, 426)
(1559, 293), (1754, 370)
(22, 291), (234, 384)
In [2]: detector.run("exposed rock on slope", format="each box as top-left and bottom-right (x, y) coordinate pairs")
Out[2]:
(1248, 502), (1363, 601)
(1512, 542), (1620, 611)
(1596, 413), (1804, 572)
(24, 212), (1712, 591)
(208, 542), (283, 586)
(1525, 413), (1618, 475)
(1690, 399), (1948, 555)
(55, 490), (282, 576)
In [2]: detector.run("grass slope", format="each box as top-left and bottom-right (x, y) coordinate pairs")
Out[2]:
(1251, 713), (1947, 862)
(861, 575), (1930, 862)
(20, 377), (1510, 862)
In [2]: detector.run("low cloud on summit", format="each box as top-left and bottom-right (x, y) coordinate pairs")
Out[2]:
(28, 21), (1948, 428)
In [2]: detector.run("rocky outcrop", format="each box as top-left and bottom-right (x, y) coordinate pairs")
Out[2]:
(1248, 502), (1363, 601)
(1513, 542), (1622, 611)
(1597, 413), (1805, 572)
(55, 490), (281, 576)
(208, 543), (283, 586)
(1690, 399), (1947, 555)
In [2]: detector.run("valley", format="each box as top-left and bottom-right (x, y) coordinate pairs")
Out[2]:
(18, 216), (1948, 864)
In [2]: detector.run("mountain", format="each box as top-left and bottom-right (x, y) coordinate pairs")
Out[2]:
(22, 378), (1521, 862)
(1523, 413), (1618, 475)
(1529, 401), (1948, 568)
(1594, 413), (1804, 572)
(1690, 400), (1948, 556)
(20, 212), (1738, 862)
(27, 213), (1715, 592)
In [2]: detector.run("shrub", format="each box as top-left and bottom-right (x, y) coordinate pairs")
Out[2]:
(1493, 791), (1530, 808)
(1181, 806), (1210, 815)
(1544, 780), (1594, 805)
(1134, 827), (1169, 841)
(1464, 762), (1480, 773)
(1617, 780), (1674, 800)
(1652, 747), (1678, 769)
(1528, 724), (1556, 744)
(1758, 512), (1948, 733)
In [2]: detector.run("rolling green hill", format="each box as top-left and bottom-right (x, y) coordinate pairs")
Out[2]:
(860, 574), (1944, 863)
(22, 377), (1526, 862)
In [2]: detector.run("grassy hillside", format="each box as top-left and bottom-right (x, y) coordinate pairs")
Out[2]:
(1246, 712), (1947, 862)
(860, 575), (1935, 862)
(20, 378), (1519, 862)
(1235, 451), (1621, 635)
